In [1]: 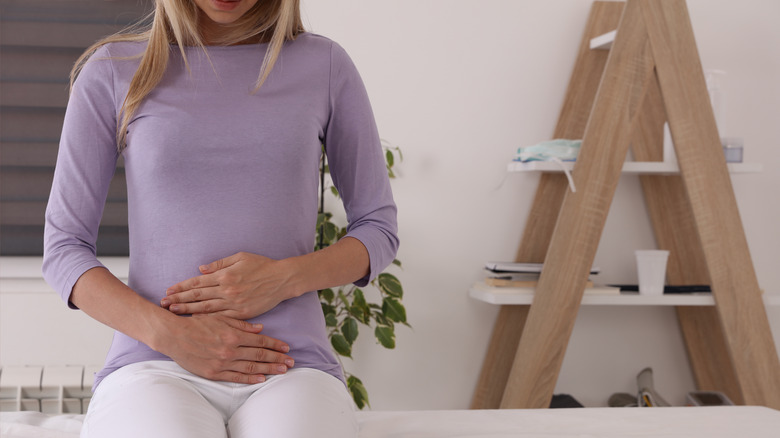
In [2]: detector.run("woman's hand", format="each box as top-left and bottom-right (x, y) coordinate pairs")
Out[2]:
(159, 313), (294, 384)
(161, 252), (296, 320)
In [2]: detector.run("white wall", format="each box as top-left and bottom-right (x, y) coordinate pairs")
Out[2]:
(300, 0), (780, 409)
(2, 0), (778, 411)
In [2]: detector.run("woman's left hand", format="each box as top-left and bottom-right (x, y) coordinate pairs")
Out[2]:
(161, 252), (296, 320)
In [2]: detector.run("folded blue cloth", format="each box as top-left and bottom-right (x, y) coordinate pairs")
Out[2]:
(515, 139), (582, 162)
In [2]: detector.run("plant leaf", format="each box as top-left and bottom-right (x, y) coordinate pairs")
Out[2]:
(382, 297), (407, 323)
(322, 221), (338, 244)
(385, 149), (394, 167)
(350, 305), (370, 325)
(375, 325), (395, 349)
(378, 273), (403, 298)
(325, 313), (338, 327)
(337, 290), (350, 308)
(331, 333), (352, 358)
(347, 375), (370, 410)
(342, 317), (359, 344)
(320, 302), (335, 316)
(330, 186), (339, 197)
(353, 288), (367, 308)
(373, 311), (394, 328)
(392, 259), (402, 268)
(347, 288), (369, 324)
(319, 288), (334, 303)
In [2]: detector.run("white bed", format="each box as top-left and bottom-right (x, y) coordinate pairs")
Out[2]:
(3, 406), (780, 437)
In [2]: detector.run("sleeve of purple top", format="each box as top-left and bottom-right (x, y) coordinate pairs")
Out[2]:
(323, 41), (399, 287)
(42, 46), (120, 308)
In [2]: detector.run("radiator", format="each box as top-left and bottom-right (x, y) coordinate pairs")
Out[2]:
(0, 365), (100, 414)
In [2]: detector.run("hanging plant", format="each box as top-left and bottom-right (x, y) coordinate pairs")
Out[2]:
(316, 141), (407, 409)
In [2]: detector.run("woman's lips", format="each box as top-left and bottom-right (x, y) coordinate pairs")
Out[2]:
(211, 0), (241, 12)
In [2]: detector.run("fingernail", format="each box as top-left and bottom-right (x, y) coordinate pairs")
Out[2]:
(199, 265), (207, 272)
(165, 289), (173, 296)
(282, 345), (290, 353)
(160, 298), (169, 307)
(257, 375), (266, 383)
(285, 359), (294, 368)
(170, 305), (180, 313)
(277, 365), (287, 373)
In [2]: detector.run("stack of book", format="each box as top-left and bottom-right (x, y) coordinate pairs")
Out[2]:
(482, 262), (619, 295)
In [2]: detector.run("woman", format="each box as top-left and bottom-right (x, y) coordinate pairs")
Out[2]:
(42, 0), (399, 436)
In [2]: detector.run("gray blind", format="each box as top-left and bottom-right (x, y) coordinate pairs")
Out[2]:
(0, 0), (152, 255)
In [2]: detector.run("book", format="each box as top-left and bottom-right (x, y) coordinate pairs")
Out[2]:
(485, 277), (595, 288)
(472, 281), (620, 296)
(485, 261), (600, 275)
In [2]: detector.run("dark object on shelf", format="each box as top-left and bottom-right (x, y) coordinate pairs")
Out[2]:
(610, 284), (711, 294)
(686, 391), (734, 406)
(608, 392), (638, 407)
(549, 394), (584, 408)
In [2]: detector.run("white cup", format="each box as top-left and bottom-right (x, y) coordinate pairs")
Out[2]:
(636, 250), (670, 295)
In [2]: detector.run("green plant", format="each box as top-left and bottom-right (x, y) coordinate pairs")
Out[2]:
(316, 141), (407, 409)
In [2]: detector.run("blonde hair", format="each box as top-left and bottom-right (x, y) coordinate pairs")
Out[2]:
(70, 0), (304, 152)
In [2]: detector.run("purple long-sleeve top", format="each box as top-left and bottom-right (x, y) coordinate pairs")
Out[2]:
(42, 33), (399, 389)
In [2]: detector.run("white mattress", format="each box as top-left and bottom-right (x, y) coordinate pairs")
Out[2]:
(2, 406), (780, 437)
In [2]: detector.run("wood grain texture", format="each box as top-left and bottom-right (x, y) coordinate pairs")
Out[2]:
(471, 1), (625, 410)
(640, 0), (780, 408)
(677, 306), (745, 404)
(470, 305), (530, 409)
(629, 71), (743, 404)
(501, 0), (656, 409)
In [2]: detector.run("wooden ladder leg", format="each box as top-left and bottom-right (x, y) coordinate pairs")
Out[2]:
(641, 0), (780, 408)
(677, 307), (745, 404)
(629, 61), (744, 404)
(501, 0), (656, 409)
(470, 1), (624, 409)
(471, 305), (531, 409)
(471, 174), (567, 409)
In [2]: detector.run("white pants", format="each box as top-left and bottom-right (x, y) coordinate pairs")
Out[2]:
(81, 361), (358, 438)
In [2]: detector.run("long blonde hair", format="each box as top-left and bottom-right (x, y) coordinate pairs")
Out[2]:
(70, 0), (304, 152)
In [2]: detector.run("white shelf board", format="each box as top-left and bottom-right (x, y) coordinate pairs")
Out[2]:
(469, 282), (780, 307)
(590, 30), (616, 50)
(507, 160), (762, 175)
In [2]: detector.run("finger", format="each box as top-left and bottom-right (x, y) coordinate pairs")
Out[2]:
(227, 320), (290, 353)
(166, 272), (219, 295)
(240, 333), (291, 354)
(225, 319), (265, 335)
(236, 346), (295, 368)
(167, 299), (227, 315)
(214, 361), (288, 383)
(199, 252), (244, 274)
(234, 359), (290, 376)
(162, 286), (221, 307)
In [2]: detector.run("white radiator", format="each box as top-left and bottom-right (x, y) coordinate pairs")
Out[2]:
(0, 365), (100, 414)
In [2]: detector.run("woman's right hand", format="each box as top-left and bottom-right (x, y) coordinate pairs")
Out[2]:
(158, 313), (294, 384)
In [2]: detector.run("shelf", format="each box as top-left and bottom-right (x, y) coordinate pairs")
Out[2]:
(590, 30), (616, 50)
(469, 282), (780, 307)
(507, 160), (763, 175)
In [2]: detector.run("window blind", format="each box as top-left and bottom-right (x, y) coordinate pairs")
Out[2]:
(0, 0), (152, 255)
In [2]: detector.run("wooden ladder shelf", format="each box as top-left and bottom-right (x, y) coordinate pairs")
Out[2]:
(471, 0), (780, 410)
